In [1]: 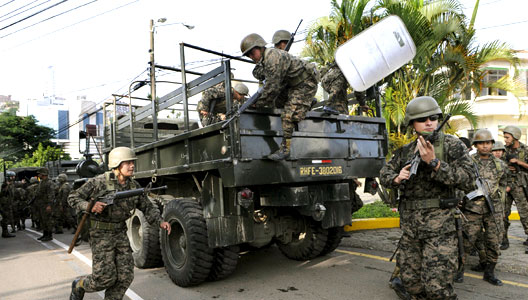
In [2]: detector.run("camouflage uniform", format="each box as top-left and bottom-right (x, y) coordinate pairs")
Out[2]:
(26, 181), (40, 229)
(14, 186), (27, 230)
(0, 182), (15, 236)
(68, 172), (162, 300)
(197, 82), (245, 126)
(320, 63), (367, 115)
(54, 180), (75, 232)
(253, 47), (318, 139)
(380, 133), (475, 299)
(503, 142), (528, 237)
(35, 176), (55, 238)
(462, 154), (507, 267)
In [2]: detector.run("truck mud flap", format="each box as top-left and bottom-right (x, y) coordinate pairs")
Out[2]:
(206, 216), (254, 248)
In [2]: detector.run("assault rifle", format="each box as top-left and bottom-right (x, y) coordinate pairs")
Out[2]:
(222, 87), (263, 129)
(284, 19), (303, 52)
(203, 98), (217, 126)
(405, 113), (452, 179)
(68, 185), (167, 253)
(466, 162), (496, 214)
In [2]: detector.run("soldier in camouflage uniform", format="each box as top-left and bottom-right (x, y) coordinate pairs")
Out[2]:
(197, 82), (249, 126)
(459, 129), (506, 286)
(35, 168), (55, 241)
(68, 147), (171, 300)
(319, 62), (368, 115)
(0, 171), (16, 237)
(26, 176), (40, 229)
(492, 141), (506, 159)
(380, 96), (475, 299)
(272, 29), (290, 50)
(14, 182), (27, 230)
(53, 173), (75, 234)
(501, 125), (528, 249)
(241, 33), (319, 160)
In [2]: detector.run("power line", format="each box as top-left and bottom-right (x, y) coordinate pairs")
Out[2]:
(0, 0), (15, 9)
(478, 19), (528, 30)
(0, 0), (68, 32)
(0, 0), (52, 23)
(0, 0), (98, 39)
(1, 0), (140, 52)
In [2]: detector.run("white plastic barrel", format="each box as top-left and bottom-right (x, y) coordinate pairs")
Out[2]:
(335, 15), (416, 92)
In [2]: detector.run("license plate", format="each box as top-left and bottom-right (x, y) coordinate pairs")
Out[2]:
(299, 165), (343, 177)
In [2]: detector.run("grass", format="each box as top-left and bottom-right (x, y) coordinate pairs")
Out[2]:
(351, 201), (400, 219)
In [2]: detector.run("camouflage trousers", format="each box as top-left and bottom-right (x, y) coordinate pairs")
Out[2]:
(80, 229), (134, 300)
(398, 231), (458, 299)
(462, 211), (503, 265)
(281, 77), (318, 139)
(504, 186), (528, 235)
(0, 203), (13, 228)
(328, 89), (348, 115)
(53, 203), (76, 230)
(37, 203), (53, 232)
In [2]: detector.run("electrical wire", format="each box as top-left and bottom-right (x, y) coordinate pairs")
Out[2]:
(0, 0), (69, 32)
(0, 0), (98, 39)
(0, 0), (43, 22)
(0, 0), (15, 9)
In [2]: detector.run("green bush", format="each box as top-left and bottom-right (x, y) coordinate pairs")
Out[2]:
(352, 201), (400, 219)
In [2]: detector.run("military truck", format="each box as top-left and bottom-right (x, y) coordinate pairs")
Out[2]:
(99, 43), (387, 287)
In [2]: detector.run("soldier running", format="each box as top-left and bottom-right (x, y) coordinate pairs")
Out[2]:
(68, 147), (171, 300)
(380, 96), (475, 299)
(501, 125), (528, 249)
(459, 129), (506, 286)
(240, 33), (319, 160)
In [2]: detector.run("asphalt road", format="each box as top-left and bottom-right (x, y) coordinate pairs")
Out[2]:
(1, 227), (528, 300)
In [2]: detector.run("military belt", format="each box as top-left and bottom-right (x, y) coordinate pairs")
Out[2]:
(90, 220), (126, 231)
(402, 198), (441, 210)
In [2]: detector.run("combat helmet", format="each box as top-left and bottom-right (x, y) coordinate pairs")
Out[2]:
(503, 125), (522, 140)
(57, 173), (68, 183)
(272, 30), (291, 45)
(108, 146), (137, 169)
(404, 96), (443, 125)
(6, 170), (15, 178)
(492, 141), (506, 151)
(37, 168), (49, 176)
(472, 129), (495, 145)
(240, 33), (266, 56)
(233, 83), (249, 96)
(29, 177), (38, 184)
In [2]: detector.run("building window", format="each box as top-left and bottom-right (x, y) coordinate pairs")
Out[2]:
(96, 112), (103, 136)
(480, 69), (508, 96)
(83, 113), (89, 130)
(58, 110), (69, 139)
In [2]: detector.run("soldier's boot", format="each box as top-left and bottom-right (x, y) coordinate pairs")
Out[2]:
(267, 138), (291, 161)
(500, 236), (509, 250)
(10, 223), (16, 233)
(40, 230), (53, 242)
(470, 262), (487, 272)
(454, 266), (464, 283)
(1, 225), (15, 238)
(70, 278), (85, 300)
(483, 263), (503, 286)
(389, 277), (410, 300)
(37, 232), (46, 240)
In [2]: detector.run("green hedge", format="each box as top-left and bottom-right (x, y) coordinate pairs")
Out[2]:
(352, 201), (400, 219)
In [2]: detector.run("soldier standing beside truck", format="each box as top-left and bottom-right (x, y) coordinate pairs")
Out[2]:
(240, 33), (319, 160)
(0, 171), (16, 238)
(35, 168), (55, 242)
(68, 147), (171, 300)
(502, 125), (528, 249)
(380, 96), (475, 299)
(54, 173), (75, 234)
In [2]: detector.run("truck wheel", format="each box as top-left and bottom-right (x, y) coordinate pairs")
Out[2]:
(207, 245), (239, 281)
(319, 227), (344, 256)
(127, 210), (163, 268)
(160, 199), (213, 287)
(277, 218), (328, 261)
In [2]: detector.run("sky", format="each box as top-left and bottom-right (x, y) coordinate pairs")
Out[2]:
(0, 0), (527, 111)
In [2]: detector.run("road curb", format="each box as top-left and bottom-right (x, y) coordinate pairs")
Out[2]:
(345, 212), (520, 232)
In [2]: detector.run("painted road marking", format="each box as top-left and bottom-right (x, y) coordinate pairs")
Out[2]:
(335, 249), (528, 289)
(25, 228), (145, 300)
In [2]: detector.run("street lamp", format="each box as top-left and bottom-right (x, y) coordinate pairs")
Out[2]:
(149, 18), (194, 142)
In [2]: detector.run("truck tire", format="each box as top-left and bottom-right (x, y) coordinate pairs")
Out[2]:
(277, 218), (328, 261)
(207, 245), (239, 281)
(127, 210), (163, 268)
(160, 199), (213, 287)
(319, 227), (344, 256)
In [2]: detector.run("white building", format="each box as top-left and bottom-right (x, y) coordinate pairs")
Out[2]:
(455, 50), (528, 143)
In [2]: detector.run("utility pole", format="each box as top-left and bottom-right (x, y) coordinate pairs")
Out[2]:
(149, 19), (158, 141)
